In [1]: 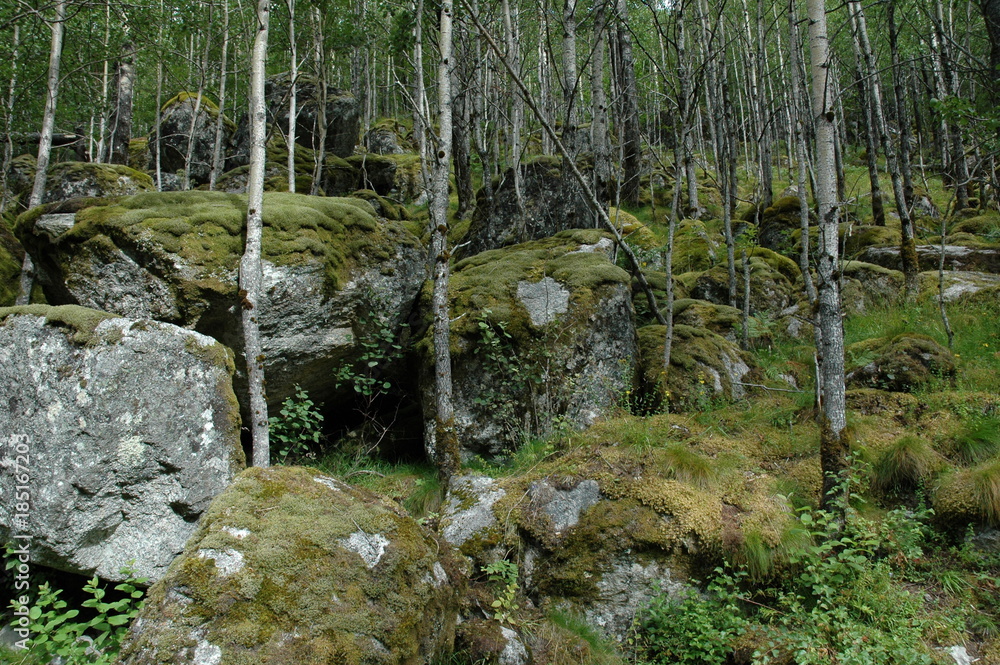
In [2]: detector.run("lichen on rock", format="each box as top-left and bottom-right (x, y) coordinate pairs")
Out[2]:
(0, 304), (244, 582)
(115, 466), (464, 665)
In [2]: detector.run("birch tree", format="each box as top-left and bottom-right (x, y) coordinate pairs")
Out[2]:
(430, 0), (459, 481)
(806, 0), (848, 506)
(242, 0), (272, 467)
(16, 0), (67, 305)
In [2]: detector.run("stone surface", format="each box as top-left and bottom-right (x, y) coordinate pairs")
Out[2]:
(0, 305), (244, 582)
(17, 191), (425, 415)
(860, 244), (1000, 274)
(441, 475), (506, 548)
(43, 162), (155, 203)
(364, 124), (408, 155)
(583, 558), (685, 640)
(151, 94), (235, 186)
(687, 259), (795, 317)
(115, 466), (463, 665)
(421, 230), (638, 458)
(919, 270), (1000, 302)
(528, 479), (601, 534)
(840, 260), (905, 313)
(457, 157), (593, 259)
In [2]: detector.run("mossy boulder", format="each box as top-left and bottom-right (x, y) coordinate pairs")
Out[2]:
(672, 298), (741, 342)
(16, 191), (425, 416)
(116, 466), (464, 665)
(672, 219), (723, 273)
(419, 230), (637, 458)
(859, 244), (1000, 274)
(845, 334), (956, 393)
(364, 119), (411, 155)
(918, 273), (1000, 304)
(843, 225), (899, 257)
(952, 212), (1000, 237)
(457, 157), (594, 259)
(8, 160), (154, 204)
(214, 163), (316, 195)
(128, 137), (150, 172)
(0, 304), (244, 582)
(932, 461), (1000, 528)
(0, 215), (24, 306)
(263, 74), (360, 158)
(687, 258), (795, 317)
(610, 207), (658, 250)
(4, 153), (36, 203)
(840, 260), (905, 313)
(758, 195), (809, 256)
(636, 324), (757, 411)
(152, 92), (236, 186)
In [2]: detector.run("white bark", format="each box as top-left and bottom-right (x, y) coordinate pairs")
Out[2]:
(17, 0), (67, 305)
(806, 0), (848, 503)
(209, 0), (231, 191)
(287, 0), (298, 193)
(431, 0), (458, 480)
(242, 0), (272, 468)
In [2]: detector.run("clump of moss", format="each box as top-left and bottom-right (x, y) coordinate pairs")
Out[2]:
(934, 460), (1000, 527)
(846, 333), (956, 393)
(0, 216), (25, 306)
(0, 304), (122, 345)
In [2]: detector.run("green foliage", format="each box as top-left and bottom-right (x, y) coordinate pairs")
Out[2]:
(952, 415), (1000, 464)
(269, 385), (324, 464)
(5, 563), (146, 665)
(632, 575), (747, 665)
(483, 560), (519, 625)
(335, 318), (406, 399)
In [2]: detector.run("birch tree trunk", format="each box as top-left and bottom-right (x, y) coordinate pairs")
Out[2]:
(806, 0), (849, 507)
(502, 0), (525, 217)
(209, 1), (231, 191)
(17, 0), (67, 305)
(788, 0), (816, 302)
(242, 0), (272, 468)
(591, 1), (611, 202)
(310, 6), (328, 196)
(615, 0), (642, 205)
(430, 0), (459, 482)
(287, 0), (298, 193)
(1, 25), (20, 213)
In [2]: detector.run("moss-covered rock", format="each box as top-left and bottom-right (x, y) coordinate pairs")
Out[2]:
(687, 258), (795, 317)
(846, 333), (956, 393)
(16, 190), (425, 415)
(840, 260), (905, 313)
(265, 74), (359, 158)
(672, 219), (722, 273)
(758, 196), (809, 256)
(457, 157), (594, 259)
(152, 93), (236, 186)
(860, 244), (999, 274)
(364, 119), (412, 155)
(0, 215), (24, 306)
(116, 466), (464, 665)
(419, 230), (637, 458)
(636, 324), (757, 412)
(214, 163), (317, 195)
(128, 137), (150, 172)
(9, 160), (154, 205)
(672, 298), (741, 342)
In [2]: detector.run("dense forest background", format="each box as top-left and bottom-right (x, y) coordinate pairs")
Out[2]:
(1, 0), (997, 217)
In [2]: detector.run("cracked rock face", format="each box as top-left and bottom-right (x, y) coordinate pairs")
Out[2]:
(116, 466), (464, 665)
(0, 305), (244, 582)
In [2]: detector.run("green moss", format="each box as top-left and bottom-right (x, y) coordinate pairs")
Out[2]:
(745, 246), (800, 282)
(125, 466), (459, 665)
(0, 304), (122, 345)
(0, 216), (24, 306)
(443, 229), (627, 344)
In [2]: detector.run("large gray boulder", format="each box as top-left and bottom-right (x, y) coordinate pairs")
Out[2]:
(151, 93), (235, 186)
(421, 230), (637, 459)
(4, 158), (154, 205)
(859, 244), (1000, 274)
(457, 157), (593, 259)
(0, 305), (244, 582)
(116, 466), (463, 665)
(16, 191), (425, 415)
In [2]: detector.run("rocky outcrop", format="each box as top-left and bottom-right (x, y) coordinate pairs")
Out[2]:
(420, 230), (637, 459)
(151, 93), (236, 186)
(0, 217), (24, 306)
(4, 159), (154, 205)
(457, 157), (593, 259)
(0, 305), (244, 582)
(233, 74), (358, 164)
(846, 333), (956, 393)
(920, 270), (1000, 302)
(840, 261), (905, 313)
(758, 195), (807, 256)
(116, 466), (463, 665)
(859, 244), (1000, 274)
(16, 191), (425, 414)
(686, 256), (796, 317)
(322, 153), (424, 203)
(364, 121), (410, 155)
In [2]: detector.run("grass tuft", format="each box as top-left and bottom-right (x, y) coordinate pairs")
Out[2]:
(871, 436), (940, 497)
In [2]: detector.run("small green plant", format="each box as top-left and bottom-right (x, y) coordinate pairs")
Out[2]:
(269, 385), (324, 463)
(951, 415), (1000, 464)
(6, 566), (146, 665)
(483, 559), (519, 625)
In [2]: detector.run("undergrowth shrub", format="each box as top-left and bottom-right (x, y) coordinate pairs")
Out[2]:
(634, 468), (946, 665)
(268, 384), (324, 463)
